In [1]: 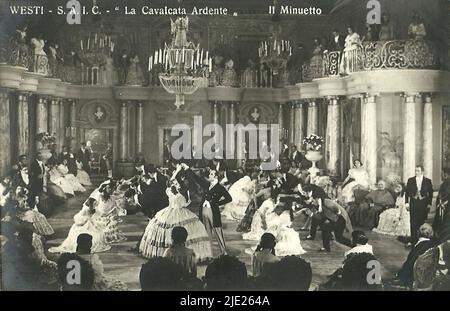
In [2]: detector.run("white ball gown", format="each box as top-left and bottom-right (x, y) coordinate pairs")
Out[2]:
(139, 189), (213, 262)
(49, 166), (75, 196)
(49, 204), (111, 253)
(244, 200), (306, 256)
(242, 198), (276, 241)
(57, 164), (86, 193)
(340, 167), (370, 203)
(222, 176), (255, 221)
(76, 160), (92, 186)
(373, 194), (411, 237)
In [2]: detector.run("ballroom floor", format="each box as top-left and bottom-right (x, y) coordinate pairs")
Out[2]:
(45, 186), (413, 291)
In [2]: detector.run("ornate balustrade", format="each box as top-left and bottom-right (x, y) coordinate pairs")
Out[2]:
(302, 39), (440, 81)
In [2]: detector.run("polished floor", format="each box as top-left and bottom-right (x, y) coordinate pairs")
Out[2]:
(45, 186), (412, 291)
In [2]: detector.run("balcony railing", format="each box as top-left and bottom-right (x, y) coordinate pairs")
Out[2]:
(302, 39), (440, 81)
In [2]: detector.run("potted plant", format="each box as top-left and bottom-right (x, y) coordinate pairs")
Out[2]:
(303, 134), (324, 178)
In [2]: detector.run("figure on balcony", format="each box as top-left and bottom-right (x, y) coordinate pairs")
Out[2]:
(362, 24), (378, 42)
(379, 13), (394, 41)
(47, 42), (63, 79)
(339, 26), (361, 75)
(117, 51), (129, 85)
(241, 59), (256, 88)
(209, 53), (224, 87)
(408, 13), (427, 40)
(327, 29), (345, 52)
(63, 49), (83, 84)
(100, 56), (118, 86)
(125, 54), (144, 86)
(309, 38), (323, 78)
(30, 35), (49, 75)
(7, 25), (30, 68)
(221, 57), (238, 87)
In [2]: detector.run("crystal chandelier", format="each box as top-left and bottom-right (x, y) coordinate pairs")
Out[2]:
(258, 27), (292, 75)
(149, 17), (210, 109)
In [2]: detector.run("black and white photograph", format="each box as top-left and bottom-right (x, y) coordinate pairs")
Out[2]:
(0, 0), (449, 295)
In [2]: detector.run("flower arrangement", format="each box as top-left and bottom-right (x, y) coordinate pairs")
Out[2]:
(35, 132), (57, 149)
(303, 134), (324, 151)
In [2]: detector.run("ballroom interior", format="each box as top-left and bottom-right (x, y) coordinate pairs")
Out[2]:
(1, 0), (449, 187)
(1, 0), (450, 291)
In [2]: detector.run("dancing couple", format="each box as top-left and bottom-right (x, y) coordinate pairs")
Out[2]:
(137, 163), (232, 260)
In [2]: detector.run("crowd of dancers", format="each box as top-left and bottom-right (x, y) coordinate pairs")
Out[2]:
(1, 144), (450, 290)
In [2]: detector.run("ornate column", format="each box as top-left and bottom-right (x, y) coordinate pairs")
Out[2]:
(307, 100), (318, 136)
(69, 99), (77, 149)
(36, 96), (48, 134)
(364, 94), (378, 185)
(423, 95), (433, 179)
(17, 93), (29, 156)
(326, 96), (341, 176)
(229, 102), (236, 125)
(48, 98), (60, 135)
(403, 93), (419, 182)
(120, 101), (129, 161)
(212, 101), (220, 153)
(278, 103), (284, 147)
(58, 99), (65, 151)
(136, 102), (144, 154)
(0, 89), (11, 176)
(294, 101), (304, 148)
(289, 102), (295, 145)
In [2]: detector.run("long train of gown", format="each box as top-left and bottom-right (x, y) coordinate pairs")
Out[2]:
(139, 191), (213, 262)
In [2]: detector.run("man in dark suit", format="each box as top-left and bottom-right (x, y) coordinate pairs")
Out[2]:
(184, 164), (232, 255)
(396, 223), (435, 287)
(307, 191), (353, 252)
(289, 145), (303, 165)
(137, 164), (168, 218)
(29, 151), (46, 205)
(76, 142), (92, 175)
(406, 165), (433, 245)
(328, 29), (345, 52)
(279, 167), (298, 194)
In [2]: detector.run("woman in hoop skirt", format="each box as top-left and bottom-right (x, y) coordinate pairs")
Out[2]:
(139, 165), (213, 262)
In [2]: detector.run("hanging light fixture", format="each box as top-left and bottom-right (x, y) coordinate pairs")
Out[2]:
(149, 16), (210, 109)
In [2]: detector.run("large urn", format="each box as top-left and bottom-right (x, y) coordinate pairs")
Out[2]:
(305, 150), (323, 179)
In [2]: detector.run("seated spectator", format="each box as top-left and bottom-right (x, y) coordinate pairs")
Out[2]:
(76, 233), (128, 291)
(204, 255), (248, 290)
(163, 226), (197, 278)
(252, 233), (280, 278)
(353, 180), (395, 229)
(257, 255), (312, 290)
(396, 224), (435, 287)
(2, 226), (56, 290)
(320, 252), (381, 291)
(57, 252), (95, 291)
(140, 257), (184, 290)
(433, 241), (450, 290)
(345, 230), (374, 258)
(341, 253), (382, 291)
